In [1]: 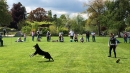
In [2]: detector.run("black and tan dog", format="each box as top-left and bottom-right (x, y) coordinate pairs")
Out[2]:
(30, 43), (54, 61)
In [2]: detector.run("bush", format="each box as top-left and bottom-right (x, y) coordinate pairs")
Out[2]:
(31, 23), (39, 32)
(21, 26), (31, 35)
(108, 29), (118, 35)
(125, 26), (130, 32)
(59, 27), (69, 36)
(41, 28), (49, 35)
(49, 25), (58, 36)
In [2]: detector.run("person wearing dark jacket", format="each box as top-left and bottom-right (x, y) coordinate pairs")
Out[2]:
(108, 33), (117, 58)
(0, 33), (3, 46)
(86, 31), (90, 42)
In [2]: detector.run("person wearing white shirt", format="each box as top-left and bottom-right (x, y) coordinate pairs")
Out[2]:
(69, 30), (74, 41)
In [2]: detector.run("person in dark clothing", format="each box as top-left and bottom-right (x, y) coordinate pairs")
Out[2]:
(37, 29), (40, 41)
(86, 31), (90, 42)
(46, 31), (51, 42)
(3, 27), (6, 36)
(123, 33), (128, 43)
(108, 33), (117, 58)
(0, 33), (3, 46)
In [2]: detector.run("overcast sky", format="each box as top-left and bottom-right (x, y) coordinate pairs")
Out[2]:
(7, 0), (89, 19)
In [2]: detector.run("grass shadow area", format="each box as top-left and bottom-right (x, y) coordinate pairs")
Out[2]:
(38, 60), (54, 63)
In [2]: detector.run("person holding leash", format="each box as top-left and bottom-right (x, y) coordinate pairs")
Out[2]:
(108, 33), (117, 58)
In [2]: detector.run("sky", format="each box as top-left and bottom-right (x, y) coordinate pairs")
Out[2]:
(6, 0), (89, 19)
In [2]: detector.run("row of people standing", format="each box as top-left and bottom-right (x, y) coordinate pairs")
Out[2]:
(31, 30), (51, 42)
(69, 30), (96, 42)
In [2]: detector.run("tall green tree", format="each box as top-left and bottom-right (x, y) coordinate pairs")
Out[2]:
(70, 14), (85, 34)
(0, 0), (12, 26)
(59, 14), (67, 27)
(102, 0), (130, 36)
(47, 10), (52, 22)
(84, 0), (105, 35)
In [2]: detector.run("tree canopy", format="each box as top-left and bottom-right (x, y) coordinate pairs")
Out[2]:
(28, 7), (47, 22)
(0, 0), (12, 26)
(9, 2), (26, 29)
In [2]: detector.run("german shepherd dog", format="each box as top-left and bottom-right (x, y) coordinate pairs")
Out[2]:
(30, 43), (54, 61)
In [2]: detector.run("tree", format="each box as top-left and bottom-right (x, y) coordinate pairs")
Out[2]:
(0, 0), (12, 26)
(59, 14), (67, 27)
(47, 10), (53, 22)
(84, 0), (105, 35)
(9, 2), (26, 29)
(28, 7), (47, 22)
(70, 14), (85, 34)
(102, 0), (130, 36)
(53, 14), (58, 27)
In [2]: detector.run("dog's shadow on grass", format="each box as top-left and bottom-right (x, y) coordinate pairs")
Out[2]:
(38, 60), (54, 63)
(0, 45), (7, 47)
(117, 57), (128, 59)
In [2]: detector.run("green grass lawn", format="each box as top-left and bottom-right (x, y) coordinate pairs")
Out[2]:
(0, 36), (130, 73)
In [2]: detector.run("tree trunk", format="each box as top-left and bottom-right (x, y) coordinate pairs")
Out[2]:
(97, 21), (101, 36)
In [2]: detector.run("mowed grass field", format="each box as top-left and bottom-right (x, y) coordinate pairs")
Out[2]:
(0, 36), (130, 73)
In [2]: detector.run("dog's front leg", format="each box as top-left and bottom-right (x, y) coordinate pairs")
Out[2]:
(30, 52), (37, 57)
(30, 54), (34, 57)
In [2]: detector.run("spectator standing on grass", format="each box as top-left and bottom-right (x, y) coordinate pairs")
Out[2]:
(37, 29), (40, 41)
(69, 30), (74, 42)
(31, 31), (35, 41)
(128, 32), (130, 43)
(123, 33), (128, 43)
(3, 27), (6, 36)
(59, 34), (64, 42)
(46, 31), (51, 42)
(86, 31), (90, 42)
(91, 31), (96, 42)
(24, 33), (26, 42)
(108, 33), (117, 58)
(0, 33), (3, 46)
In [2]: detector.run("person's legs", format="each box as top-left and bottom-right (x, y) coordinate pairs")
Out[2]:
(108, 45), (112, 57)
(93, 36), (96, 42)
(88, 37), (90, 42)
(1, 40), (3, 46)
(72, 36), (73, 40)
(124, 38), (126, 43)
(47, 36), (50, 42)
(125, 38), (127, 43)
(86, 36), (89, 42)
(86, 36), (87, 42)
(129, 38), (130, 43)
(92, 36), (93, 42)
(70, 36), (73, 41)
(24, 38), (26, 41)
(32, 36), (34, 41)
(113, 45), (116, 58)
(92, 36), (94, 42)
